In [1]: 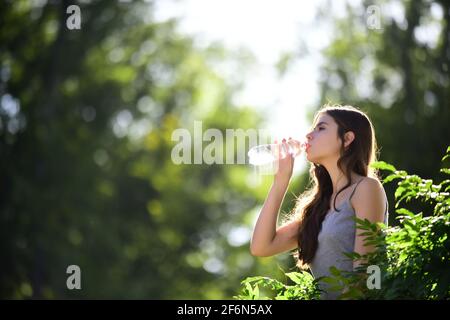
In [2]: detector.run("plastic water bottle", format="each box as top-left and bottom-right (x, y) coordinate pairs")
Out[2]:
(248, 139), (308, 166)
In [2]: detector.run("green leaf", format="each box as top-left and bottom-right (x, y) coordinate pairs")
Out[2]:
(357, 231), (375, 236)
(396, 208), (416, 217)
(383, 174), (401, 183)
(442, 146), (450, 161)
(343, 252), (362, 260)
(370, 161), (396, 172)
(329, 266), (342, 277)
(285, 272), (304, 285)
(245, 282), (254, 297)
(395, 186), (406, 199)
(321, 277), (340, 285)
(253, 284), (260, 299)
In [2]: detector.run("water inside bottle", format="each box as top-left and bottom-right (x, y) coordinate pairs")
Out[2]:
(248, 145), (276, 166)
(248, 139), (306, 166)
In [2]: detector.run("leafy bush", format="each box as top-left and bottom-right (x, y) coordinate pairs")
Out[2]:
(233, 271), (321, 300)
(236, 146), (450, 300)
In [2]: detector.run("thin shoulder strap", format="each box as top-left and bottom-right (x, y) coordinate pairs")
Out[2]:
(349, 178), (365, 201)
(384, 193), (388, 214)
(384, 193), (389, 222)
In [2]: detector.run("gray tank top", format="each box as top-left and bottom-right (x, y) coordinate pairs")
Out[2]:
(309, 178), (389, 300)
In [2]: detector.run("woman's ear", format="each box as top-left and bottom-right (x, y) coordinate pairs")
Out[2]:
(344, 131), (355, 149)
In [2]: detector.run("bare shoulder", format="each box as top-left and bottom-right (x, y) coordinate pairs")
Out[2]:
(351, 176), (386, 222)
(358, 176), (384, 191)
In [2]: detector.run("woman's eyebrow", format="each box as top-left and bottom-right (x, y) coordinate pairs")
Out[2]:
(315, 121), (329, 127)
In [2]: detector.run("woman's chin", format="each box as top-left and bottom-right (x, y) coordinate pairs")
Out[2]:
(306, 154), (321, 165)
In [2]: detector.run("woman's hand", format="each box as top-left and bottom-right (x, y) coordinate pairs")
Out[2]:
(274, 137), (298, 184)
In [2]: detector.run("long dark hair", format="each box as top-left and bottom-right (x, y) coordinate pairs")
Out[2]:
(291, 104), (380, 269)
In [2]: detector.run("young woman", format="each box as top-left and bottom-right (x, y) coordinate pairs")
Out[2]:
(250, 104), (389, 299)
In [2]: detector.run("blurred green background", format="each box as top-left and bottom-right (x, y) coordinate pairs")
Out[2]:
(0, 0), (448, 299)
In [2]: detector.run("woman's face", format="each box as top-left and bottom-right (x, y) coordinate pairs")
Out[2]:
(305, 113), (343, 164)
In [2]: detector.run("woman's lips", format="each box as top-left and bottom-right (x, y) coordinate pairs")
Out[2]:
(305, 143), (311, 150)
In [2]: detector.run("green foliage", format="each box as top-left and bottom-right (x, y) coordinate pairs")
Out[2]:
(234, 271), (321, 300)
(0, 1), (273, 299)
(236, 146), (450, 300)
(326, 146), (450, 299)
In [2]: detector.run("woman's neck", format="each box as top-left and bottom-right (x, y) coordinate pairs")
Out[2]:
(325, 163), (358, 194)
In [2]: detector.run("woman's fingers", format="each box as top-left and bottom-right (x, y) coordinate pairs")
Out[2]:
(282, 138), (287, 158)
(274, 137), (295, 159)
(274, 137), (294, 181)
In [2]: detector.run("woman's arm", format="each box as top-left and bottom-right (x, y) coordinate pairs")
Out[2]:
(351, 177), (386, 270)
(250, 138), (300, 257)
(250, 179), (300, 257)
